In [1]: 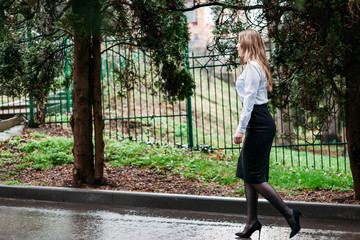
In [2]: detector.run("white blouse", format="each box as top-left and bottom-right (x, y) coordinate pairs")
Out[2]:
(235, 60), (269, 133)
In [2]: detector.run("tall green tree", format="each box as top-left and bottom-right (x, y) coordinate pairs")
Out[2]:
(206, 0), (360, 199)
(0, 0), (253, 185)
(0, 0), (194, 184)
(266, 0), (360, 199)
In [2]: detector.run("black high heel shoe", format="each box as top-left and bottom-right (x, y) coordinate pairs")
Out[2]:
(289, 209), (304, 238)
(235, 220), (262, 239)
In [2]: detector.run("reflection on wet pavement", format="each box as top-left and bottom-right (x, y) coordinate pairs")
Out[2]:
(0, 198), (359, 240)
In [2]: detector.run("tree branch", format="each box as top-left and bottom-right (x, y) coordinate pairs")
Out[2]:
(1, 0), (16, 9)
(169, 2), (264, 12)
(18, 31), (63, 43)
(323, 59), (345, 99)
(31, 43), (74, 76)
(101, 41), (140, 54)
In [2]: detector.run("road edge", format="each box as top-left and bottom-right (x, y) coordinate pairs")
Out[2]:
(0, 184), (359, 221)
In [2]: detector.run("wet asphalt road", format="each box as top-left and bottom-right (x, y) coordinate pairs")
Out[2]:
(0, 198), (359, 240)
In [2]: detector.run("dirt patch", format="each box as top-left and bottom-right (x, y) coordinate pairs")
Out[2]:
(8, 163), (360, 205)
(14, 164), (240, 197)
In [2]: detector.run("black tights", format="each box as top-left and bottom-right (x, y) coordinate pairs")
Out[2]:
(242, 182), (296, 231)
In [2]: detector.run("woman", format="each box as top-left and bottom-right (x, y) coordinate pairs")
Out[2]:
(233, 29), (303, 239)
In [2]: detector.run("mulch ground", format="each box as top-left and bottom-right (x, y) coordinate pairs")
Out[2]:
(10, 163), (360, 205)
(1, 125), (360, 205)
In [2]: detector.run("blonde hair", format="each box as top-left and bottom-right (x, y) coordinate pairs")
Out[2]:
(238, 29), (272, 92)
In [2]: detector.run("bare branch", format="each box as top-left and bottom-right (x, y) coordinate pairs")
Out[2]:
(101, 41), (140, 54)
(169, 2), (264, 12)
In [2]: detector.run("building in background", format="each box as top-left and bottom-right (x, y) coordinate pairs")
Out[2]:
(184, 1), (272, 55)
(184, 1), (214, 55)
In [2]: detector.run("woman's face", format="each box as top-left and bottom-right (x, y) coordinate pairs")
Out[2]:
(236, 42), (242, 57)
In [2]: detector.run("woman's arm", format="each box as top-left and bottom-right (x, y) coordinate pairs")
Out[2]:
(236, 62), (262, 134)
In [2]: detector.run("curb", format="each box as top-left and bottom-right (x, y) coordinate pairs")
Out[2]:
(1, 184), (360, 221)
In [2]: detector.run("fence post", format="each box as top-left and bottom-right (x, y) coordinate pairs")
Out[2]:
(185, 46), (194, 148)
(27, 26), (35, 127)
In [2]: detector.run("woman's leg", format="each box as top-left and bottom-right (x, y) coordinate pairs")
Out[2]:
(250, 182), (297, 228)
(243, 182), (259, 231)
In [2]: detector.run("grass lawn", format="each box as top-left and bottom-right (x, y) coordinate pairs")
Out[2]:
(0, 132), (353, 194)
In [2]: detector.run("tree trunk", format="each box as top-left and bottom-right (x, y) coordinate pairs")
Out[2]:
(344, 62), (360, 198)
(71, 0), (104, 185)
(344, 20), (360, 200)
(321, 104), (339, 143)
(345, 71), (360, 200)
(276, 107), (295, 146)
(72, 35), (94, 185)
(91, 36), (104, 182)
(34, 96), (48, 126)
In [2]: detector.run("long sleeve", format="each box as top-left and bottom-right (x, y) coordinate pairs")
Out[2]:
(236, 63), (262, 133)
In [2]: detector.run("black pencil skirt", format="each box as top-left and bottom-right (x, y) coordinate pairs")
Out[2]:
(236, 104), (276, 184)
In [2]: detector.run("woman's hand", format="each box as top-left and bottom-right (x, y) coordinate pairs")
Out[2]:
(233, 132), (244, 144)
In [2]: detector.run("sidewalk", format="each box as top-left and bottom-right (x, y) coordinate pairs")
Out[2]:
(1, 184), (360, 221)
(1, 197), (360, 240)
